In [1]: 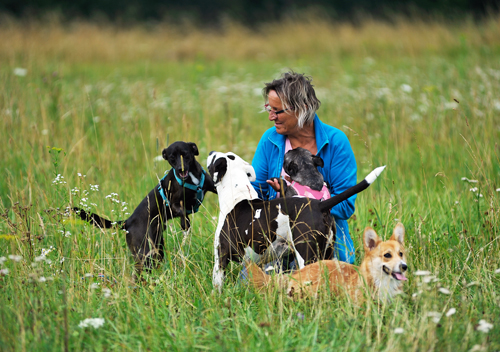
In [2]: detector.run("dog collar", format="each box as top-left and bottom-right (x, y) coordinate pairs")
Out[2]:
(158, 169), (206, 214)
(290, 181), (331, 201)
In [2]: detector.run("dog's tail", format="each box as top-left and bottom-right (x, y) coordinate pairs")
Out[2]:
(73, 207), (124, 229)
(318, 166), (386, 213)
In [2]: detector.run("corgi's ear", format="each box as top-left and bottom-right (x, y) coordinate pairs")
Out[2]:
(364, 227), (381, 252)
(390, 223), (405, 245)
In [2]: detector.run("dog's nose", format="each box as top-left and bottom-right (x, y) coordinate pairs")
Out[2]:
(401, 263), (408, 272)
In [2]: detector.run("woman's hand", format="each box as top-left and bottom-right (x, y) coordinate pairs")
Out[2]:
(266, 176), (292, 192)
(266, 178), (281, 192)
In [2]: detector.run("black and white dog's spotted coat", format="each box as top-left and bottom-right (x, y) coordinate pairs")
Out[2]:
(207, 151), (385, 290)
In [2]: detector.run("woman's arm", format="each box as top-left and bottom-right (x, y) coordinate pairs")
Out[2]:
(326, 132), (357, 220)
(251, 133), (272, 200)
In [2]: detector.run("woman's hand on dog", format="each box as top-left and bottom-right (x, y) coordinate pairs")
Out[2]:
(267, 176), (291, 192)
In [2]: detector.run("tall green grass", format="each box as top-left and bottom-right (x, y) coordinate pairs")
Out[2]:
(1, 16), (499, 351)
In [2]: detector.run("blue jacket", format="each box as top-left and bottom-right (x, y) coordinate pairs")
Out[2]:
(251, 115), (357, 264)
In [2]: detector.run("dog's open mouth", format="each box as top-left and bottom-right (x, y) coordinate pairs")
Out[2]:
(178, 170), (189, 179)
(383, 266), (408, 281)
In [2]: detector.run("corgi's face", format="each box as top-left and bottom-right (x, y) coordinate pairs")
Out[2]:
(363, 223), (408, 282)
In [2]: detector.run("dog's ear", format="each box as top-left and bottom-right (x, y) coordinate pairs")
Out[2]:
(209, 158), (227, 184)
(286, 161), (299, 178)
(389, 223), (405, 245)
(188, 142), (199, 156)
(363, 227), (382, 252)
(312, 155), (324, 168)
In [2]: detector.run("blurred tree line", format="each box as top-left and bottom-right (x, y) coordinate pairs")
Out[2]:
(1, 0), (498, 25)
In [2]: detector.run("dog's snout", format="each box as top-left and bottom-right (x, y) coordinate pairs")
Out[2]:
(401, 263), (408, 272)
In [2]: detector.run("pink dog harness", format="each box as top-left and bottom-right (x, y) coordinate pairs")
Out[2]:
(289, 181), (331, 201)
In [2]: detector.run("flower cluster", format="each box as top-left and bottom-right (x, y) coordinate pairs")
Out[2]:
(52, 174), (67, 185)
(78, 318), (105, 329)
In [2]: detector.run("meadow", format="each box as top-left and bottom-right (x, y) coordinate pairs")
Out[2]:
(0, 15), (500, 351)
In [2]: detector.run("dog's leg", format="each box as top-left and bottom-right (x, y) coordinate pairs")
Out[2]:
(213, 216), (230, 291)
(275, 205), (306, 269)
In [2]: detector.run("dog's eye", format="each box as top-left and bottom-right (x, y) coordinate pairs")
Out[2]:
(227, 155), (235, 160)
(384, 253), (392, 258)
(399, 252), (403, 257)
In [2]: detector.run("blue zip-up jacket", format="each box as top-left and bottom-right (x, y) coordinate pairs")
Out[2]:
(251, 114), (357, 264)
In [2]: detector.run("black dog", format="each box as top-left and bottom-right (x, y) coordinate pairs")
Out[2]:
(207, 151), (385, 290)
(74, 141), (216, 274)
(280, 147), (329, 198)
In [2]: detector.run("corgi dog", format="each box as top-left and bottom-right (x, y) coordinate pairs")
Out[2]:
(247, 223), (408, 302)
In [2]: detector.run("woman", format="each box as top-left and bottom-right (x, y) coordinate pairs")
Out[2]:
(251, 71), (358, 264)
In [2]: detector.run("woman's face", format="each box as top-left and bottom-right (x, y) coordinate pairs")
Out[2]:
(267, 90), (299, 136)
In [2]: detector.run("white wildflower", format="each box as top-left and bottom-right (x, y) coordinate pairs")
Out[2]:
(467, 281), (479, 287)
(52, 174), (66, 185)
(476, 320), (493, 333)
(426, 312), (442, 323)
(446, 308), (456, 317)
(84, 273), (93, 277)
(102, 288), (112, 298)
(470, 187), (478, 193)
(91, 283), (99, 289)
(0, 268), (9, 275)
(394, 327), (404, 334)
(414, 270), (431, 276)
(41, 247), (54, 257)
(444, 101), (459, 110)
(461, 177), (478, 183)
(423, 275), (437, 283)
(8, 254), (23, 262)
(41, 129), (49, 135)
(400, 84), (412, 93)
(78, 318), (105, 329)
(92, 116), (100, 123)
(494, 268), (500, 274)
(494, 101), (500, 111)
(13, 68), (27, 77)
(34, 256), (45, 262)
(439, 287), (451, 295)
(39, 277), (47, 283)
(154, 155), (164, 162)
(496, 188), (500, 192)
(0, 256), (6, 264)
(90, 184), (99, 192)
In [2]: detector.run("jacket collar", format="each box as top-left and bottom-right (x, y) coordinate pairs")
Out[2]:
(268, 114), (329, 154)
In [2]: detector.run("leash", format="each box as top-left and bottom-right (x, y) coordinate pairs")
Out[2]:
(158, 168), (206, 214)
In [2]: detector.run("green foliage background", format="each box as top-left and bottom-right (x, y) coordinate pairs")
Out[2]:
(0, 17), (499, 351)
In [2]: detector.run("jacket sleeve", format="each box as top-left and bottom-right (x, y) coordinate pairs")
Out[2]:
(251, 133), (272, 200)
(327, 132), (357, 220)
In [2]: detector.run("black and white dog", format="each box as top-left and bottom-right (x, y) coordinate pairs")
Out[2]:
(207, 151), (385, 290)
(74, 141), (216, 274)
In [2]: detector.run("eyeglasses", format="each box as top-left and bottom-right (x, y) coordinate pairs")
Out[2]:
(264, 104), (290, 116)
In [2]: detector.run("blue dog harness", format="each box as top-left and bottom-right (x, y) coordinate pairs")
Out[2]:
(158, 169), (207, 214)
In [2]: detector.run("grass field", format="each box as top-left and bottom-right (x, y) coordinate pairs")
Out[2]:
(1, 16), (500, 351)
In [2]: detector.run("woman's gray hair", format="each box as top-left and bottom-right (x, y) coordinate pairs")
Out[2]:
(263, 71), (321, 128)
